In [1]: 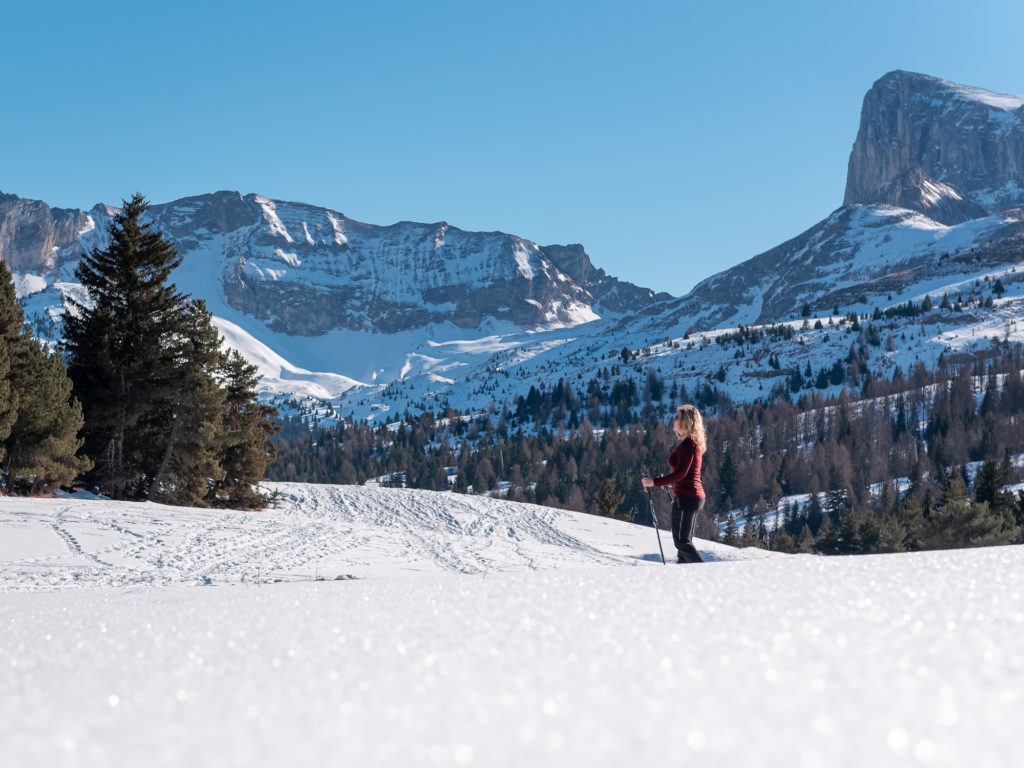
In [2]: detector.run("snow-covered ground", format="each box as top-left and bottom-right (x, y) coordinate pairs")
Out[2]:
(2, 484), (1022, 767)
(0, 483), (752, 590)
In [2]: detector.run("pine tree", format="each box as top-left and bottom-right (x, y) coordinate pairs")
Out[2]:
(0, 260), (90, 492)
(595, 479), (625, 517)
(877, 514), (907, 553)
(740, 515), (761, 548)
(0, 338), (13, 466)
(825, 466), (851, 521)
(147, 301), (227, 506)
(722, 513), (739, 546)
(796, 523), (815, 553)
(4, 337), (91, 493)
(815, 515), (841, 555)
(769, 527), (796, 553)
(806, 492), (824, 532)
(222, 351), (280, 493)
(64, 194), (188, 499)
(838, 511), (862, 554)
(921, 472), (1018, 549)
(208, 351), (279, 508)
(973, 457), (1015, 525)
(718, 449), (737, 502)
(0, 261), (21, 463)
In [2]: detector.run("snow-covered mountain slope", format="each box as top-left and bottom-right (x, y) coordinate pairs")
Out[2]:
(625, 203), (1024, 334)
(1, 487), (1021, 767)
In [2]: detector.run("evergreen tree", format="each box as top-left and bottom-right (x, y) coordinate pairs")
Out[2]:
(718, 449), (738, 502)
(740, 515), (761, 548)
(770, 527), (796, 553)
(64, 194), (188, 499)
(64, 195), (277, 508)
(825, 466), (851, 521)
(973, 457), (1015, 525)
(921, 472), (1019, 549)
(147, 301), (227, 506)
(722, 513), (739, 546)
(210, 348), (280, 507)
(806, 492), (824, 533)
(0, 338), (13, 466)
(0, 262), (21, 462)
(877, 514), (907, 553)
(4, 337), (91, 493)
(595, 479), (625, 518)
(796, 523), (815, 553)
(814, 515), (841, 555)
(0, 260), (90, 492)
(838, 511), (862, 554)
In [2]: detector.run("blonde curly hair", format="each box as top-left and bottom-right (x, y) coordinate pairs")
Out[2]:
(674, 404), (707, 455)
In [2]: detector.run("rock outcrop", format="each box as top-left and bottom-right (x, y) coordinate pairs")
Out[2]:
(844, 70), (1024, 224)
(4, 190), (667, 337)
(0, 193), (94, 273)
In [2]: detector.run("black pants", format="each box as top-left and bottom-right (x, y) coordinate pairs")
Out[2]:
(672, 496), (706, 564)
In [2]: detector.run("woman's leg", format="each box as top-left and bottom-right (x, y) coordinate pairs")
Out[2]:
(670, 498), (685, 553)
(675, 496), (706, 563)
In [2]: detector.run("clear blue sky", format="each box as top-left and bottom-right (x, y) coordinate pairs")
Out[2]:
(3, 0), (1022, 296)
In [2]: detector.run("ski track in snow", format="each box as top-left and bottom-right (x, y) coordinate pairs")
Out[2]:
(0, 483), (745, 592)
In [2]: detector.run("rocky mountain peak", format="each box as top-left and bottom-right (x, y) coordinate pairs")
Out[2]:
(844, 70), (1024, 224)
(2, 188), (667, 339)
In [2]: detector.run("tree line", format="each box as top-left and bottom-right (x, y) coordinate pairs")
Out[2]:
(0, 195), (278, 507)
(270, 347), (1024, 554)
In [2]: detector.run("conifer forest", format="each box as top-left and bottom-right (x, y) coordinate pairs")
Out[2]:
(269, 347), (1024, 556)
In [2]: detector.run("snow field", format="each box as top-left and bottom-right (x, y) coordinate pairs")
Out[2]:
(2, 486), (1023, 767)
(0, 484), (752, 592)
(3, 544), (1024, 767)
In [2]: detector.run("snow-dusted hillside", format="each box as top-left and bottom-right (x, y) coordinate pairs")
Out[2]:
(1, 487), (1021, 767)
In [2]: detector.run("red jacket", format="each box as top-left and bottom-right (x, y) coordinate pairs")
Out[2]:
(653, 438), (704, 498)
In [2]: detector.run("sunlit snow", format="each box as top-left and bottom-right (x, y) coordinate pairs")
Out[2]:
(1, 485), (1022, 767)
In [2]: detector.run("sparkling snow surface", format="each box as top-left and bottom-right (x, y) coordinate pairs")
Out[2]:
(2, 486), (1023, 767)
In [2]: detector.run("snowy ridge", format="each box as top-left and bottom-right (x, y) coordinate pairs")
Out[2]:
(942, 77), (1024, 114)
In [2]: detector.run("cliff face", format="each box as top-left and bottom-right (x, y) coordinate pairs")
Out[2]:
(144, 192), (666, 335)
(0, 194), (94, 273)
(844, 70), (1024, 224)
(2, 190), (666, 337)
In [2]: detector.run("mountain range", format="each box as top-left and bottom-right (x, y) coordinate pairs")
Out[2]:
(2, 70), (1023, 422)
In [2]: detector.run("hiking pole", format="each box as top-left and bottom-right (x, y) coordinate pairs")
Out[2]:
(645, 486), (667, 565)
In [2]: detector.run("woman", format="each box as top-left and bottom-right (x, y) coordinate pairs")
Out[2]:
(642, 404), (707, 563)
